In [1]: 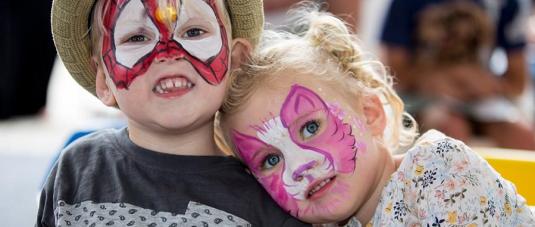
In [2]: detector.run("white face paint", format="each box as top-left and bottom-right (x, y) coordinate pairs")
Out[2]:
(113, 0), (222, 67)
(174, 0), (222, 61)
(257, 117), (332, 200)
(114, 0), (159, 68)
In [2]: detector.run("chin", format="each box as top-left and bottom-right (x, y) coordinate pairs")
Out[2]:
(296, 196), (357, 225)
(150, 114), (198, 132)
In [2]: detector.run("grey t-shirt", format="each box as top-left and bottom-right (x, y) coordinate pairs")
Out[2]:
(36, 128), (309, 227)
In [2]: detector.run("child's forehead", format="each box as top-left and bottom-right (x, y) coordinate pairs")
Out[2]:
(108, 0), (230, 23)
(262, 71), (348, 98)
(250, 74), (356, 112)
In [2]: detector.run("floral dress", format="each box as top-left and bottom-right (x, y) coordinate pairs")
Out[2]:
(363, 130), (535, 227)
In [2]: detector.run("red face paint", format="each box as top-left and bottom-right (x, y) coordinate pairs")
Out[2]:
(101, 0), (229, 89)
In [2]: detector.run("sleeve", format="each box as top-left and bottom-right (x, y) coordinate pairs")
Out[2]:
(409, 135), (535, 226)
(35, 164), (58, 227)
(496, 0), (530, 51)
(380, 0), (416, 48)
(280, 218), (313, 227)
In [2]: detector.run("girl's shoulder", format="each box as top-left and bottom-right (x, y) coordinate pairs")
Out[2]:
(394, 129), (484, 183)
(370, 130), (535, 226)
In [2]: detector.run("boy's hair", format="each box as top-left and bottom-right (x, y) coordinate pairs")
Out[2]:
(217, 6), (418, 153)
(51, 0), (264, 96)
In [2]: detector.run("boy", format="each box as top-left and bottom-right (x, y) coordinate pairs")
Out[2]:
(37, 0), (309, 226)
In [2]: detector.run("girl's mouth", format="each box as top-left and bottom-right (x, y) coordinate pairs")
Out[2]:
(306, 176), (336, 199)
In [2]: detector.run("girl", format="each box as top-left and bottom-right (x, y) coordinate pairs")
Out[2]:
(216, 8), (535, 226)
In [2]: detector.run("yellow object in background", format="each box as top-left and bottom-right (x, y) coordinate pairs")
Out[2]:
(475, 147), (535, 206)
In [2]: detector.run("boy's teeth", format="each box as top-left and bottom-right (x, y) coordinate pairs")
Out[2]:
(154, 77), (193, 94)
(166, 80), (174, 88)
(155, 86), (164, 94)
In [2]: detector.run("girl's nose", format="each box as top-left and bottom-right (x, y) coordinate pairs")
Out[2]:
(292, 160), (317, 181)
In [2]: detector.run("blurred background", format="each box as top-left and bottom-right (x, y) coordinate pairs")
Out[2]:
(1, 0), (535, 225)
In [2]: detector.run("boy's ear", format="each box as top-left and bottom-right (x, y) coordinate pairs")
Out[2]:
(362, 95), (386, 137)
(94, 59), (117, 107)
(230, 38), (252, 70)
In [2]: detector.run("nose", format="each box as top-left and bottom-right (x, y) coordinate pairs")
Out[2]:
(155, 52), (185, 63)
(154, 41), (185, 63)
(292, 160), (317, 182)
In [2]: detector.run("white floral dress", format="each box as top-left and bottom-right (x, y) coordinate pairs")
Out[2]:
(361, 130), (535, 227)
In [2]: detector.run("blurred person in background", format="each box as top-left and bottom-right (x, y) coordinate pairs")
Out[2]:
(381, 0), (535, 150)
(264, 0), (360, 31)
(0, 0), (56, 119)
(527, 0), (535, 80)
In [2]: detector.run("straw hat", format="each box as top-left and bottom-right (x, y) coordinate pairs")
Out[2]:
(51, 0), (264, 96)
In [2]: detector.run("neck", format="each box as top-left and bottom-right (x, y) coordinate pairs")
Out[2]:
(354, 145), (398, 224)
(127, 119), (223, 156)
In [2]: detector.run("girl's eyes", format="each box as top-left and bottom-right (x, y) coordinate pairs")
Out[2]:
(301, 120), (320, 139)
(262, 154), (281, 170)
(183, 28), (207, 38)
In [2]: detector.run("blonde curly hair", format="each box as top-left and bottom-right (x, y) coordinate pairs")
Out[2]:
(217, 5), (418, 154)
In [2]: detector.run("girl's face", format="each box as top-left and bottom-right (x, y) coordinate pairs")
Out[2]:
(225, 74), (387, 223)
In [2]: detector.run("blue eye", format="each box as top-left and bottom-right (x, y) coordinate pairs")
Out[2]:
(262, 154), (281, 170)
(127, 34), (149, 43)
(301, 120), (320, 139)
(184, 28), (206, 38)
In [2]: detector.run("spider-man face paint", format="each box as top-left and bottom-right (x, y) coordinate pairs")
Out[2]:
(101, 0), (229, 89)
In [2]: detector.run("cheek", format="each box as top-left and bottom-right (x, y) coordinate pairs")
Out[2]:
(257, 173), (300, 217)
(241, 157), (262, 172)
(258, 173), (285, 200)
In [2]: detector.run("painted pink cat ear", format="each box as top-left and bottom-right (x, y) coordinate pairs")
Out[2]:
(280, 85), (328, 127)
(231, 130), (268, 163)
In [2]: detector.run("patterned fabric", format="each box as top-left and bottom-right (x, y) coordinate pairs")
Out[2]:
(365, 130), (535, 226)
(55, 200), (250, 226)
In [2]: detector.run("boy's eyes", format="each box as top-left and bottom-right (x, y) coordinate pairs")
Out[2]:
(182, 27), (207, 39)
(262, 153), (282, 170)
(119, 32), (152, 45)
(300, 120), (320, 139)
(127, 34), (150, 43)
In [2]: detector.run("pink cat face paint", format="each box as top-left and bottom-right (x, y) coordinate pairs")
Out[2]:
(101, 0), (229, 89)
(231, 85), (361, 219)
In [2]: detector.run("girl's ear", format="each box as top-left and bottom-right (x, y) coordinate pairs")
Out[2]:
(94, 59), (117, 107)
(230, 38), (252, 70)
(362, 95), (386, 137)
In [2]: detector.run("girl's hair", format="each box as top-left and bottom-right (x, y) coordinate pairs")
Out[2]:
(217, 5), (418, 153)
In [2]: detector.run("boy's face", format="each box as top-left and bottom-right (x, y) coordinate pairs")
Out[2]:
(99, 0), (233, 131)
(102, 0), (229, 89)
(225, 74), (385, 223)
